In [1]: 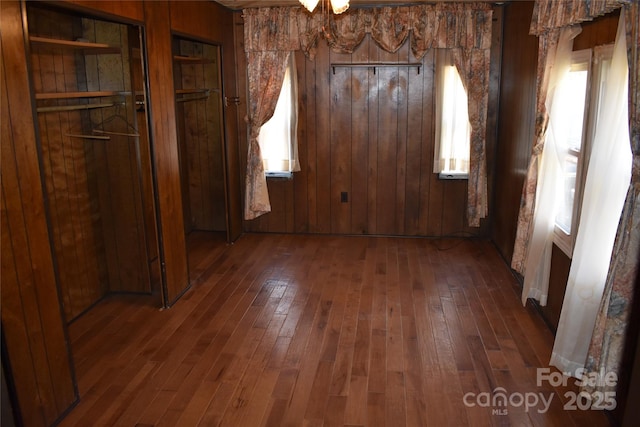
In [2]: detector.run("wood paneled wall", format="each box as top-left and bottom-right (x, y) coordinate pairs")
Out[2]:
(143, 0), (190, 307)
(170, 0), (244, 242)
(64, 0), (144, 22)
(174, 39), (226, 233)
(238, 12), (502, 237)
(27, 5), (152, 320)
(1, 2), (77, 425)
(2, 1), (241, 424)
(491, 1), (538, 263)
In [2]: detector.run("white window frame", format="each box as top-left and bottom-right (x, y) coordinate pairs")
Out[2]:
(554, 46), (613, 257)
(434, 50), (470, 180)
(258, 54), (299, 179)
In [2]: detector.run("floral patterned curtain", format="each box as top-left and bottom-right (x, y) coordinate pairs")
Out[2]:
(511, 29), (561, 274)
(445, 5), (493, 226)
(512, 0), (631, 271)
(243, 8), (300, 219)
(583, 0), (639, 397)
(529, 0), (628, 35)
(297, 12), (324, 59)
(243, 4), (493, 225)
(243, 51), (291, 220)
(511, 0), (638, 398)
(323, 8), (368, 53)
(409, 5), (439, 59)
(370, 7), (412, 53)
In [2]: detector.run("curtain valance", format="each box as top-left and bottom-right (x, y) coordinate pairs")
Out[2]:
(529, 0), (628, 35)
(243, 3), (493, 59)
(242, 3), (493, 226)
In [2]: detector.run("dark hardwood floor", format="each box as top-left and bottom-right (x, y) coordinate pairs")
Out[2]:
(58, 234), (611, 426)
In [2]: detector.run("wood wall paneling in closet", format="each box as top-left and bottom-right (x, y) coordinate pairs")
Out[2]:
(174, 38), (226, 234)
(27, 4), (155, 321)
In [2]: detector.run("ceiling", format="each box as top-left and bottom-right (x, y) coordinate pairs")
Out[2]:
(214, 0), (499, 11)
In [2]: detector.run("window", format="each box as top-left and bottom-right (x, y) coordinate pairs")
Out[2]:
(434, 50), (470, 179)
(553, 47), (612, 256)
(258, 54), (299, 178)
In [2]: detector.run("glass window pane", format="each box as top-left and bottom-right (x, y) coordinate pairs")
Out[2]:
(557, 154), (578, 234)
(437, 65), (470, 174)
(565, 69), (588, 152)
(258, 65), (293, 173)
(555, 67), (588, 234)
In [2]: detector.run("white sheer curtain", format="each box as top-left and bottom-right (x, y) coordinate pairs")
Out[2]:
(521, 26), (581, 306)
(550, 14), (631, 376)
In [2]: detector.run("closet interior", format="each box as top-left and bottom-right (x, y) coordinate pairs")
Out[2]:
(172, 36), (229, 283)
(27, 4), (161, 321)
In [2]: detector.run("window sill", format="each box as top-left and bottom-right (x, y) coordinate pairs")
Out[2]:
(438, 172), (468, 180)
(265, 171), (293, 180)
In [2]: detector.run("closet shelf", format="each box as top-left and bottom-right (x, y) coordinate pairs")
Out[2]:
(35, 91), (129, 100)
(37, 102), (122, 113)
(30, 36), (121, 54)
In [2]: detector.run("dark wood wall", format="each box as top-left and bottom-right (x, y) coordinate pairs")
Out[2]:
(491, 1), (538, 263)
(174, 39), (226, 233)
(237, 9), (503, 237)
(1, 2), (77, 425)
(170, 0), (243, 243)
(1, 0), (239, 424)
(27, 5), (154, 320)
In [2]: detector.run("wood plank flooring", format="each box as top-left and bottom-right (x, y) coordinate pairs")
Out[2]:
(59, 234), (612, 427)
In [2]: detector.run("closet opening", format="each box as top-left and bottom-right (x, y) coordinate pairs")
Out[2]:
(26, 3), (163, 322)
(172, 35), (230, 285)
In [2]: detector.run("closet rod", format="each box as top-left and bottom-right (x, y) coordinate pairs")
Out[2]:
(92, 129), (140, 138)
(176, 94), (209, 103)
(64, 133), (110, 140)
(37, 102), (121, 113)
(176, 88), (210, 95)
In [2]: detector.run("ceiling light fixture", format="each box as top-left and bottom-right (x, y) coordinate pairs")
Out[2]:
(300, 0), (349, 15)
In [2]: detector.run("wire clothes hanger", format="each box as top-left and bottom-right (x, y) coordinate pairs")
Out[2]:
(64, 104), (140, 140)
(92, 104), (140, 138)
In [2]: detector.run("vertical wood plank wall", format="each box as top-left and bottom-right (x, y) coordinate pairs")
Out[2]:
(491, 1), (538, 262)
(237, 12), (502, 237)
(2, 1), (239, 424)
(143, 0), (190, 306)
(27, 5), (152, 320)
(169, 0), (243, 242)
(174, 39), (226, 233)
(0, 1), (77, 425)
